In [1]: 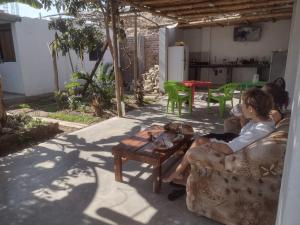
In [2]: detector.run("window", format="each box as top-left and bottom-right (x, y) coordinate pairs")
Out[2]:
(0, 23), (16, 62)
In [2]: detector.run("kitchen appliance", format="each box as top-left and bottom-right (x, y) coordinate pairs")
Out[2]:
(168, 46), (189, 81)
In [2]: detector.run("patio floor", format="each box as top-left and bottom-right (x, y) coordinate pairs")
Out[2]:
(0, 93), (232, 225)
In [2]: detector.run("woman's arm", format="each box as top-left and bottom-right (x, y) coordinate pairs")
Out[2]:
(208, 142), (233, 155)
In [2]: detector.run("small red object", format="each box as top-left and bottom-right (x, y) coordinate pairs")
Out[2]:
(181, 80), (212, 104)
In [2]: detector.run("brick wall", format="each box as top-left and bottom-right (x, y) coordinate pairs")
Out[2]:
(144, 34), (159, 72)
(120, 33), (159, 88)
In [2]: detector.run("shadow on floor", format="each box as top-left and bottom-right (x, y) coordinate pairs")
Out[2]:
(0, 94), (225, 225)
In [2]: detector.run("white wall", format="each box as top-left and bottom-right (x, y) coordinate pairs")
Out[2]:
(1, 17), (113, 96)
(170, 20), (291, 83)
(276, 2), (300, 225)
(159, 28), (168, 90)
(284, 2), (300, 102)
(0, 22), (25, 94)
(183, 29), (202, 52)
(168, 28), (183, 46)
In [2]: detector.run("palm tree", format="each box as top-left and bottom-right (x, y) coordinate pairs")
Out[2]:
(0, 0), (42, 9)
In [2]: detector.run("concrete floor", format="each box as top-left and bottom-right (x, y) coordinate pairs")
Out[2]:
(0, 94), (229, 225)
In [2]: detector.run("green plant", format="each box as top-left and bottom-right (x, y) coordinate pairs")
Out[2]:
(18, 103), (31, 109)
(25, 118), (44, 129)
(49, 112), (99, 124)
(54, 91), (68, 109)
(6, 114), (44, 130)
(86, 63), (115, 115)
(67, 95), (82, 110)
(65, 72), (87, 96)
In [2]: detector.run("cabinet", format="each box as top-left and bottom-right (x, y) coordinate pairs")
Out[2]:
(269, 51), (287, 82)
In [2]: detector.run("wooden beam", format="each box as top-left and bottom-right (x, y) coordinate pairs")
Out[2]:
(178, 12), (292, 27)
(175, 0), (293, 16)
(118, 0), (180, 21)
(183, 4), (293, 20)
(135, 0), (209, 6)
(156, 0), (291, 12)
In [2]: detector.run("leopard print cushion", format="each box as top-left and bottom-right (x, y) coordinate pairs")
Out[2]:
(186, 117), (289, 225)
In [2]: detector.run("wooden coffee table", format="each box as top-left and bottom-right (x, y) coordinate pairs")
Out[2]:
(112, 125), (192, 193)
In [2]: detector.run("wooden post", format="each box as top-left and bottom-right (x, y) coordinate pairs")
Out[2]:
(133, 11), (138, 96)
(138, 35), (145, 75)
(52, 51), (59, 91)
(0, 78), (7, 127)
(114, 155), (123, 182)
(111, 0), (122, 117)
(48, 41), (59, 92)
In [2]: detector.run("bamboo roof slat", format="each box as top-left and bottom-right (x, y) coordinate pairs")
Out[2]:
(119, 0), (294, 27)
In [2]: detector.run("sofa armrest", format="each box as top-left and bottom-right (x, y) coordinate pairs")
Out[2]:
(224, 131), (287, 178)
(188, 147), (226, 172)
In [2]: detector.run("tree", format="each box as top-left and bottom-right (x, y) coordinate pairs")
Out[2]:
(48, 17), (107, 95)
(40, 0), (126, 117)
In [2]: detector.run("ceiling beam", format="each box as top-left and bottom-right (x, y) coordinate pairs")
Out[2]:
(157, 0), (292, 12)
(135, 0), (209, 7)
(118, 0), (179, 21)
(182, 4), (293, 20)
(175, 0), (293, 16)
(178, 11), (292, 27)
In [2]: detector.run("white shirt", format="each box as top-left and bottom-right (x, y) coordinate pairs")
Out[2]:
(227, 120), (275, 152)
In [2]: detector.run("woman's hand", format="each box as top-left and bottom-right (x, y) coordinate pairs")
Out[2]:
(239, 115), (249, 127)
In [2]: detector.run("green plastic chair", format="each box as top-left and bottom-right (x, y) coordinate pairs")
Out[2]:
(207, 83), (240, 117)
(164, 81), (192, 117)
(238, 81), (266, 102)
(239, 81), (266, 90)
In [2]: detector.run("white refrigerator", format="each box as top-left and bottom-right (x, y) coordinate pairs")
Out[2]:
(168, 46), (189, 81)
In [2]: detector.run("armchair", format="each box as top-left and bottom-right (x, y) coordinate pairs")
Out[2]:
(186, 116), (290, 225)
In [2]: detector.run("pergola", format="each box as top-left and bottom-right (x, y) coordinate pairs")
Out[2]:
(119, 0), (293, 28)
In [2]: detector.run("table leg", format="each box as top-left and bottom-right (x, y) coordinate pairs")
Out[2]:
(153, 164), (162, 193)
(192, 86), (195, 105)
(114, 155), (123, 182)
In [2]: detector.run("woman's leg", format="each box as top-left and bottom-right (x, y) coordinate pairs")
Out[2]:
(163, 136), (210, 182)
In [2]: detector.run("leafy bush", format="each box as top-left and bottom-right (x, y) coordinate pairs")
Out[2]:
(65, 72), (87, 96)
(62, 63), (115, 114)
(25, 118), (44, 129)
(67, 95), (83, 110)
(6, 114), (44, 130)
(61, 63), (115, 116)
(89, 62), (115, 108)
(18, 103), (31, 109)
(54, 91), (68, 109)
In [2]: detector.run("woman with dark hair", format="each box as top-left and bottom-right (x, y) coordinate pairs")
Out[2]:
(261, 77), (289, 123)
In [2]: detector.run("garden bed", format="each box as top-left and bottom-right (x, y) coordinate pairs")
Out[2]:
(0, 114), (62, 156)
(8, 94), (158, 125)
(2, 93), (159, 156)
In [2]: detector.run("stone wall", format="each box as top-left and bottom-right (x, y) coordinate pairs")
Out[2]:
(120, 33), (159, 89)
